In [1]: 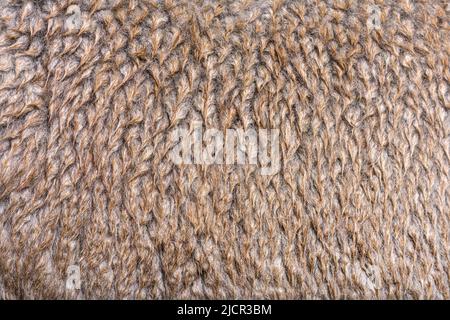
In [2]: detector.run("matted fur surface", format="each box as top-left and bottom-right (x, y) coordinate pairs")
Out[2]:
(0, 0), (449, 299)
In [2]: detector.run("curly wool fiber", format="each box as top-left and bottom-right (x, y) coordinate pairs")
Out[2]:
(0, 0), (449, 299)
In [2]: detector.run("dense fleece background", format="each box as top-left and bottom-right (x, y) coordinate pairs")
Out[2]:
(0, 0), (449, 299)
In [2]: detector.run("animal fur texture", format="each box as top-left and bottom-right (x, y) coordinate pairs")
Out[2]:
(0, 0), (449, 299)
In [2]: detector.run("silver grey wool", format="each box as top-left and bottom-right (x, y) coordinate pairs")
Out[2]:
(0, 0), (449, 299)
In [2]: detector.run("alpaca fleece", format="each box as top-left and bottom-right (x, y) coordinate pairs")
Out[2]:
(0, 0), (449, 299)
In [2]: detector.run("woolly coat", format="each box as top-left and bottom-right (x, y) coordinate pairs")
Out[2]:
(0, 0), (449, 299)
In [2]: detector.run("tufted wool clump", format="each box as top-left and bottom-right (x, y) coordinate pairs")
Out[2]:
(0, 0), (449, 299)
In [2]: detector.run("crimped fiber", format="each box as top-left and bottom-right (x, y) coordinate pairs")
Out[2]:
(0, 0), (449, 299)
